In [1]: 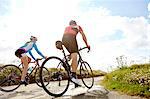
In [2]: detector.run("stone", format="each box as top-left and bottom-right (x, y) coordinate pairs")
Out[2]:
(86, 85), (109, 96)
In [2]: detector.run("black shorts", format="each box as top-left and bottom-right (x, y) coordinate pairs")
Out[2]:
(62, 34), (78, 53)
(15, 48), (26, 58)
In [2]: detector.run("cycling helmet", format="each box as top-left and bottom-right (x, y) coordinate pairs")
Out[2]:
(69, 20), (77, 25)
(30, 36), (37, 42)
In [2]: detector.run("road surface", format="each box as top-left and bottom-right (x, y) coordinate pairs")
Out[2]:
(0, 77), (146, 99)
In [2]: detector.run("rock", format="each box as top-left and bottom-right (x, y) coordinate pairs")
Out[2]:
(62, 85), (88, 96)
(86, 85), (109, 96)
(71, 85), (109, 99)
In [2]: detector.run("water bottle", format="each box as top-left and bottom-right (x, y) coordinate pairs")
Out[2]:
(28, 66), (33, 74)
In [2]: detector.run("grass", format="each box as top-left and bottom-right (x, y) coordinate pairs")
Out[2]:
(101, 64), (150, 98)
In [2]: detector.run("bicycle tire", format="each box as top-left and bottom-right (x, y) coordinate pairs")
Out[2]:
(35, 67), (50, 87)
(80, 61), (94, 89)
(0, 64), (22, 92)
(40, 56), (70, 97)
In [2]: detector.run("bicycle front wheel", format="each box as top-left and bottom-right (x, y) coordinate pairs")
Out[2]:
(0, 64), (22, 92)
(40, 56), (70, 97)
(80, 61), (94, 89)
(35, 67), (50, 87)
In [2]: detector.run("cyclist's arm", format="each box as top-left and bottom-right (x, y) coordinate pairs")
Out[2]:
(33, 44), (45, 58)
(28, 50), (36, 60)
(79, 26), (89, 47)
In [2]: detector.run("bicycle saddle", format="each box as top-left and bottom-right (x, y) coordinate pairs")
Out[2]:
(55, 40), (63, 50)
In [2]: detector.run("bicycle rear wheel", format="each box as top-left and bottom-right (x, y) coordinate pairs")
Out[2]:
(0, 64), (22, 92)
(35, 67), (50, 87)
(80, 61), (94, 89)
(40, 56), (70, 97)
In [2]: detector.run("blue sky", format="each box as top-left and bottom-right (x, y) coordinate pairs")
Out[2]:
(0, 0), (149, 17)
(0, 0), (10, 15)
(0, 0), (149, 72)
(80, 0), (149, 18)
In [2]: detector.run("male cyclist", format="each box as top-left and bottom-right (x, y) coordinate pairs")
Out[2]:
(62, 20), (90, 87)
(15, 36), (46, 85)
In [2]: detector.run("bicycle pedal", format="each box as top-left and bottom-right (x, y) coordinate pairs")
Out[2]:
(75, 83), (81, 88)
(11, 80), (15, 83)
(20, 81), (28, 86)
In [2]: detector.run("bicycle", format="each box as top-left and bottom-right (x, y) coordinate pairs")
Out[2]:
(0, 58), (50, 92)
(40, 41), (94, 97)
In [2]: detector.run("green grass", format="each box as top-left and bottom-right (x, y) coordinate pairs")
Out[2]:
(101, 64), (150, 98)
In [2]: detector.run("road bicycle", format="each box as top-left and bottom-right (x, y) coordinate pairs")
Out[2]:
(0, 58), (50, 92)
(40, 41), (94, 97)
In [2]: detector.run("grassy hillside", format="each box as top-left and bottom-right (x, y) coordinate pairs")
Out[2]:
(0, 63), (106, 85)
(101, 64), (150, 98)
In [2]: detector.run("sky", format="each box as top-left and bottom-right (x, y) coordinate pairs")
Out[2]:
(0, 0), (150, 72)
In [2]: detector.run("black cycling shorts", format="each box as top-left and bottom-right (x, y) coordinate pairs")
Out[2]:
(62, 34), (78, 53)
(15, 48), (26, 58)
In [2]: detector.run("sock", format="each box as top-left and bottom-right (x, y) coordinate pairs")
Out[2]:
(71, 72), (77, 78)
(21, 80), (24, 82)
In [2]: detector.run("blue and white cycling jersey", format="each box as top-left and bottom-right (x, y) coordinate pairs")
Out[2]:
(20, 41), (45, 60)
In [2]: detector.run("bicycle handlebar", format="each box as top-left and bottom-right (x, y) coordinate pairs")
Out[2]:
(78, 47), (90, 53)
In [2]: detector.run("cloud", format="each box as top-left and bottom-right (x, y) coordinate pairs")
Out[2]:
(79, 8), (149, 49)
(120, 17), (149, 49)
(0, 0), (149, 71)
(76, 4), (150, 71)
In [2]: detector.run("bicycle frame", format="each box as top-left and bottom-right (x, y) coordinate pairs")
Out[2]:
(0, 58), (48, 92)
(17, 59), (42, 77)
(60, 46), (89, 72)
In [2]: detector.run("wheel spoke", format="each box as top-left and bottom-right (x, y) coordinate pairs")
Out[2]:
(0, 65), (21, 92)
(35, 67), (50, 87)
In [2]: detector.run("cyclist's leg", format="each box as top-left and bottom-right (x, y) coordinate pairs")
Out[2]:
(15, 49), (28, 85)
(71, 53), (78, 73)
(62, 34), (80, 86)
(70, 53), (81, 87)
(69, 39), (78, 80)
(20, 54), (29, 82)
